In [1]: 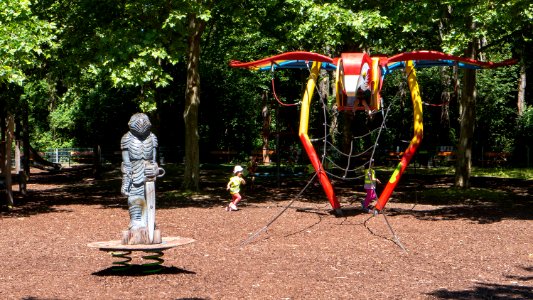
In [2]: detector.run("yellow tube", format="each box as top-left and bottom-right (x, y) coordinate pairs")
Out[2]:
(371, 57), (381, 110)
(334, 58), (343, 109)
(299, 62), (319, 134)
(299, 62), (340, 210)
(375, 60), (423, 211)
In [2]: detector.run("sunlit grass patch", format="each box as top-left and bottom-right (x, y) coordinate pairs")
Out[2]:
(416, 187), (511, 205)
(380, 165), (533, 180)
(471, 167), (533, 180)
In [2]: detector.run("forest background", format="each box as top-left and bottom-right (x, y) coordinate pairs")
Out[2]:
(1, 0), (532, 192)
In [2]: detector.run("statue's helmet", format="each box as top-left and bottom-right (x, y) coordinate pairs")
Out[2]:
(128, 113), (151, 137)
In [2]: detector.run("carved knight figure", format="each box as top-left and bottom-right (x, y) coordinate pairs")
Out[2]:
(121, 113), (160, 233)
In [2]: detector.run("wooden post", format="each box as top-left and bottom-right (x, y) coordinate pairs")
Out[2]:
(15, 140), (21, 173)
(0, 116), (4, 204)
(0, 114), (5, 172)
(15, 139), (27, 195)
(4, 115), (14, 207)
(22, 101), (30, 176)
(261, 91), (271, 165)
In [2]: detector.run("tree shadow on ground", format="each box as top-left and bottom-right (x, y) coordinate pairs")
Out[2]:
(1, 166), (124, 218)
(505, 266), (533, 282)
(378, 174), (533, 223)
(2, 164), (531, 224)
(383, 203), (532, 224)
(427, 281), (533, 299)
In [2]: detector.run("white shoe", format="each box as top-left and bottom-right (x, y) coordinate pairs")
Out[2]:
(229, 203), (238, 211)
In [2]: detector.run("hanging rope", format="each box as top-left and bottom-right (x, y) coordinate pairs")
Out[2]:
(368, 105), (391, 163)
(363, 212), (408, 253)
(422, 101), (448, 107)
(381, 212), (408, 252)
(240, 173), (318, 246)
(271, 64), (300, 107)
(343, 140), (354, 178)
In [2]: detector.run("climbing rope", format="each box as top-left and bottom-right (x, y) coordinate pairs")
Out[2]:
(381, 212), (408, 252)
(317, 103), (391, 181)
(363, 211), (408, 253)
(271, 64), (300, 107)
(240, 173), (318, 246)
(423, 101), (448, 107)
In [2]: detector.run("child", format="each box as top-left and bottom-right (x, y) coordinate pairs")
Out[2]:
(226, 165), (246, 211)
(362, 164), (381, 212)
(358, 97), (372, 116)
(355, 90), (372, 117)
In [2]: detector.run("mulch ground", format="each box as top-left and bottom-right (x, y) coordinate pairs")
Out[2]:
(0, 165), (531, 299)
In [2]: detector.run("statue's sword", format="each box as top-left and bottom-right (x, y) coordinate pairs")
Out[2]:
(145, 164), (165, 243)
(145, 179), (156, 243)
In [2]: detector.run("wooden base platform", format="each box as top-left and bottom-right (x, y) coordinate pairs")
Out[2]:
(88, 236), (195, 273)
(88, 236), (195, 252)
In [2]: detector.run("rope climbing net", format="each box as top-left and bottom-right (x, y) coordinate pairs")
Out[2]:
(309, 71), (392, 183)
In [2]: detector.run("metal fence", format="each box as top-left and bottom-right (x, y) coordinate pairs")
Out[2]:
(41, 146), (183, 166)
(43, 148), (94, 166)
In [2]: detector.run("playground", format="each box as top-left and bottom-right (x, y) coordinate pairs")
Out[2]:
(1, 165), (531, 299)
(3, 1), (533, 298)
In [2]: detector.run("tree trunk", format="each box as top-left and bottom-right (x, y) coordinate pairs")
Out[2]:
(14, 140), (21, 174)
(439, 67), (451, 144)
(342, 112), (354, 155)
(4, 115), (15, 207)
(22, 101), (30, 177)
(0, 113), (5, 172)
(455, 32), (478, 188)
(92, 144), (102, 179)
(517, 60), (526, 116)
(261, 91), (271, 164)
(182, 13), (205, 191)
(439, 5), (452, 144)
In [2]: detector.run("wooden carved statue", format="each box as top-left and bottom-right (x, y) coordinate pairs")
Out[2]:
(120, 113), (164, 245)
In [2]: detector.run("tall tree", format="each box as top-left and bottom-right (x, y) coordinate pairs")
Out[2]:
(37, 0), (263, 190)
(182, 11), (206, 191)
(1, 0), (56, 206)
(455, 24), (478, 188)
(517, 58), (527, 116)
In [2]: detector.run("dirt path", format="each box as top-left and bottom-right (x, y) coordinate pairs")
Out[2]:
(0, 166), (531, 299)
